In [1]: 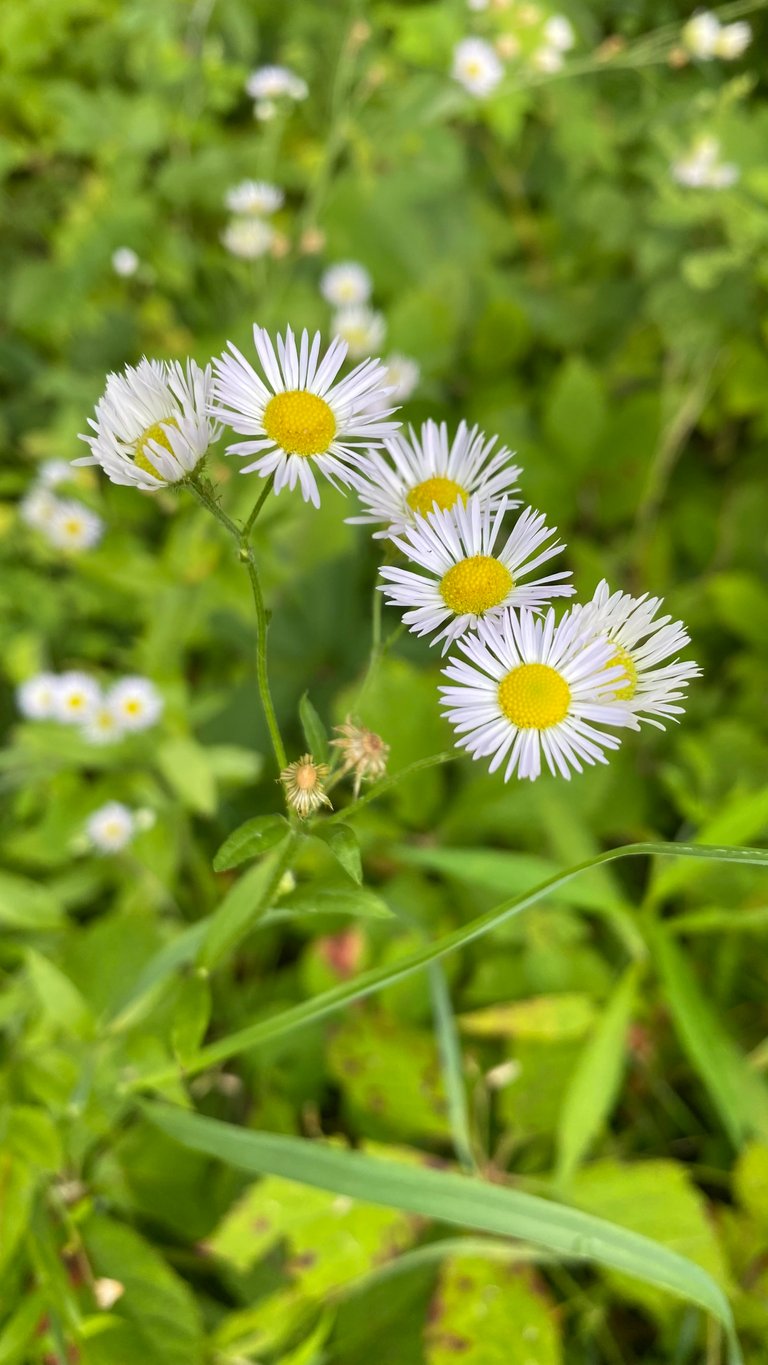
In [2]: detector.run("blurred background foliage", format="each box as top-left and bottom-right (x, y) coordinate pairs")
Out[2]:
(2, 0), (768, 1361)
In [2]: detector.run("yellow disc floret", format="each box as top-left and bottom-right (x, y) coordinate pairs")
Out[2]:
(440, 554), (513, 616)
(263, 390), (337, 456)
(498, 663), (571, 729)
(605, 643), (638, 701)
(406, 476), (468, 518)
(134, 418), (179, 477)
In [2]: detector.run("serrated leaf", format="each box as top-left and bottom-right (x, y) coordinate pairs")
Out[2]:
(213, 814), (290, 872)
(299, 692), (329, 764)
(313, 823), (363, 884)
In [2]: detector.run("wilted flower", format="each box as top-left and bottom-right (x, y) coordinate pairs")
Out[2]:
(331, 718), (390, 796)
(452, 38), (504, 97)
(225, 181), (284, 216)
(332, 306), (387, 359)
(320, 262), (372, 307)
(112, 247), (140, 277)
(221, 216), (274, 259)
(86, 802), (136, 853)
(280, 754), (332, 818)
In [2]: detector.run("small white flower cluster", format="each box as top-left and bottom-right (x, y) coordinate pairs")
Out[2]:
(16, 672), (163, 745)
(320, 262), (420, 400)
(245, 64), (308, 122)
(222, 181), (284, 261)
(85, 801), (154, 853)
(671, 135), (738, 190)
(682, 11), (751, 61)
(452, 10), (575, 95)
(19, 460), (104, 554)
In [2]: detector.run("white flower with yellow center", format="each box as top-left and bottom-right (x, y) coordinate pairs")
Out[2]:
(82, 704), (125, 746)
(75, 358), (219, 491)
(382, 354), (420, 402)
(225, 180), (284, 215)
(714, 21), (751, 59)
(566, 580), (701, 728)
(54, 672), (101, 725)
(107, 677), (163, 732)
(332, 306), (386, 359)
(212, 325), (398, 507)
(86, 802), (135, 853)
(441, 607), (635, 782)
(379, 498), (574, 652)
(453, 37), (504, 97)
(221, 217), (274, 259)
(20, 488), (59, 531)
(245, 65), (308, 102)
(47, 500), (104, 553)
(682, 11), (721, 58)
(16, 673), (59, 720)
(347, 419), (522, 539)
(321, 262), (372, 307)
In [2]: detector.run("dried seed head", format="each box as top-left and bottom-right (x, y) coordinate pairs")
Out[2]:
(331, 717), (390, 797)
(280, 753), (332, 818)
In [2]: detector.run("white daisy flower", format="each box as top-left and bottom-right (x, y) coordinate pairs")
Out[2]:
(86, 802), (135, 853)
(440, 606), (635, 782)
(567, 580), (701, 728)
(382, 354), (420, 403)
(19, 488), (59, 531)
(682, 11), (721, 59)
(39, 460), (72, 488)
(225, 180), (284, 216)
(221, 216), (274, 259)
(54, 672), (101, 725)
(671, 136), (738, 190)
(245, 65), (308, 102)
(332, 306), (386, 359)
(452, 38), (504, 97)
(112, 247), (140, 277)
(107, 677), (163, 732)
(81, 704), (125, 746)
(544, 15), (575, 51)
(211, 325), (399, 507)
(47, 500), (104, 553)
(379, 498), (574, 652)
(75, 358), (219, 492)
(16, 673), (59, 720)
(714, 21), (751, 59)
(531, 45), (564, 72)
(346, 419), (522, 539)
(320, 262), (372, 307)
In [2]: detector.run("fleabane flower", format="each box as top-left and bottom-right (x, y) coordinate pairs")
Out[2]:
(682, 11), (721, 58)
(671, 136), (738, 190)
(382, 355), (420, 402)
(54, 672), (101, 725)
(347, 419), (522, 539)
(452, 38), (504, 97)
(440, 607), (635, 782)
(222, 217), (274, 259)
(332, 306), (386, 359)
(280, 754), (332, 818)
(543, 15), (575, 51)
(82, 703), (125, 746)
(19, 488), (59, 531)
(714, 21), (751, 59)
(225, 180), (284, 215)
(245, 65), (308, 102)
(75, 358), (219, 491)
(112, 247), (140, 277)
(211, 325), (398, 507)
(379, 498), (574, 652)
(566, 580), (701, 728)
(86, 802), (135, 853)
(48, 500), (104, 553)
(321, 262), (372, 307)
(331, 718), (390, 797)
(16, 673), (59, 720)
(106, 677), (163, 732)
(39, 460), (72, 488)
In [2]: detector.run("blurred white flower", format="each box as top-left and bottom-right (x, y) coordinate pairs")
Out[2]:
(714, 21), (751, 59)
(39, 459), (72, 488)
(332, 306), (387, 359)
(468, 0), (489, 8)
(16, 673), (59, 721)
(682, 11), (721, 58)
(54, 672), (101, 725)
(672, 136), (738, 189)
(75, 358), (219, 491)
(225, 181), (284, 216)
(93, 1278), (125, 1310)
(107, 677), (164, 732)
(544, 15), (575, 51)
(47, 500), (104, 553)
(532, 45), (564, 72)
(320, 262), (372, 307)
(383, 354), (420, 402)
(86, 802), (135, 854)
(81, 703), (125, 746)
(19, 488), (59, 531)
(221, 216), (275, 260)
(112, 247), (140, 278)
(452, 37), (504, 97)
(246, 65), (308, 101)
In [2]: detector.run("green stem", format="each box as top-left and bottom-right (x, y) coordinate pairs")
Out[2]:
(243, 473), (276, 537)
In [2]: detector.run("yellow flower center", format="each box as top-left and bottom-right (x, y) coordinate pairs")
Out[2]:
(498, 663), (571, 730)
(440, 554), (513, 616)
(134, 418), (178, 477)
(123, 699), (143, 716)
(605, 643), (638, 701)
(406, 476), (468, 518)
(263, 390), (336, 457)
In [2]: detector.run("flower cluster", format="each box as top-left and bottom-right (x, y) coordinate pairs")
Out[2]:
(16, 672), (163, 745)
(682, 11), (751, 61)
(222, 180), (285, 261)
(80, 325), (699, 785)
(85, 801), (154, 853)
(19, 460), (104, 554)
(245, 64), (308, 122)
(452, 8), (576, 97)
(320, 261), (420, 400)
(671, 135), (738, 190)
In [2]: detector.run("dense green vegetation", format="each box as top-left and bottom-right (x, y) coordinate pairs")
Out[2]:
(2, 1), (768, 1361)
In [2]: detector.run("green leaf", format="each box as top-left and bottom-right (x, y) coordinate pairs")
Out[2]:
(144, 1104), (742, 1361)
(0, 1290), (47, 1365)
(652, 925), (768, 1146)
(312, 823), (363, 884)
(299, 691), (329, 763)
(543, 356), (607, 468)
(171, 973), (211, 1065)
(277, 876), (392, 921)
(156, 736), (218, 817)
(555, 966), (639, 1186)
(0, 1155), (36, 1276)
(0, 871), (62, 931)
(461, 994), (596, 1042)
(199, 835), (295, 970)
(328, 1013), (451, 1140)
(213, 814), (290, 872)
(26, 950), (94, 1036)
(425, 1256), (560, 1364)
